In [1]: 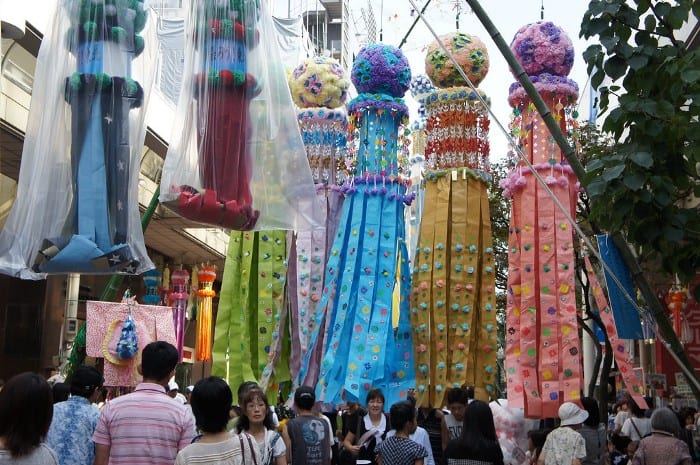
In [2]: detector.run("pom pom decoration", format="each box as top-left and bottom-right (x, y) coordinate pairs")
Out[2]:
(409, 74), (437, 104)
(510, 21), (575, 77)
(351, 43), (411, 97)
(425, 32), (489, 89)
(289, 56), (350, 109)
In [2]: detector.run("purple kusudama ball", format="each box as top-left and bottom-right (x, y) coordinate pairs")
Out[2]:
(351, 44), (411, 98)
(510, 21), (575, 77)
(425, 32), (489, 89)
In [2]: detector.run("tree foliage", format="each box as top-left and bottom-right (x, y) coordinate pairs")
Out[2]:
(580, 0), (700, 286)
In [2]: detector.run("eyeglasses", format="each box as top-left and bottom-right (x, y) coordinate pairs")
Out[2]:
(368, 399), (384, 405)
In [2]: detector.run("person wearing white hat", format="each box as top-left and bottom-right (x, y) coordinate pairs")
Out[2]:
(537, 402), (588, 465)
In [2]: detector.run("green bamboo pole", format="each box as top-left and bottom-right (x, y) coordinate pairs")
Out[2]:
(461, 0), (700, 401)
(64, 186), (161, 381)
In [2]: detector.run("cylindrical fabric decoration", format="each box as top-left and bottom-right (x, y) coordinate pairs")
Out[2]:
(170, 268), (189, 362)
(195, 265), (216, 362)
(287, 56), (350, 388)
(301, 44), (416, 408)
(0, 0), (155, 277)
(159, 0), (319, 232)
(411, 32), (497, 408)
(502, 21), (582, 419)
(141, 268), (162, 305)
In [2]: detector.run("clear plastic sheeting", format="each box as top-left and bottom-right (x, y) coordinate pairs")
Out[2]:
(159, 0), (319, 231)
(160, 0), (318, 230)
(0, 0), (156, 279)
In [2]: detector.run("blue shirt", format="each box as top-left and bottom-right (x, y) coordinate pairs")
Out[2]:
(46, 396), (100, 465)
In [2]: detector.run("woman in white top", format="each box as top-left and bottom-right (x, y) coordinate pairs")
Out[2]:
(620, 399), (651, 441)
(237, 387), (286, 465)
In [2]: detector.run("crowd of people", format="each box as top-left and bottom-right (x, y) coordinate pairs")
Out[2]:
(0, 342), (699, 465)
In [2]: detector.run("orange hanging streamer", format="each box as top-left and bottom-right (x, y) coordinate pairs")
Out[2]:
(195, 265), (217, 361)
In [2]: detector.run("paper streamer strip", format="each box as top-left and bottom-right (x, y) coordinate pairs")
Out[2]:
(195, 265), (216, 362)
(596, 235), (644, 339)
(584, 255), (647, 408)
(170, 268), (189, 362)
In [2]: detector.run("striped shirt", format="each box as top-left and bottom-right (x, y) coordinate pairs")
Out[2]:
(93, 383), (196, 465)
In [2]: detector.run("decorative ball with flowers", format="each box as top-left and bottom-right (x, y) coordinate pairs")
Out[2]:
(425, 32), (489, 89)
(351, 44), (411, 98)
(409, 74), (437, 104)
(510, 21), (575, 77)
(289, 56), (350, 109)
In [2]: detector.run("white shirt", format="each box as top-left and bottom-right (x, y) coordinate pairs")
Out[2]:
(387, 426), (435, 465)
(621, 417), (652, 441)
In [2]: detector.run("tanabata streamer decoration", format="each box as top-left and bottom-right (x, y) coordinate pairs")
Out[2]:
(412, 32), (497, 407)
(159, 0), (319, 231)
(195, 265), (217, 362)
(287, 56), (350, 388)
(301, 44), (416, 407)
(212, 231), (288, 397)
(141, 269), (162, 305)
(583, 253), (647, 408)
(501, 21), (582, 419)
(170, 268), (190, 362)
(86, 299), (176, 387)
(0, 0), (155, 278)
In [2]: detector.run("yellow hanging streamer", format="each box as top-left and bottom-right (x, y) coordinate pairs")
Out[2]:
(195, 265), (217, 361)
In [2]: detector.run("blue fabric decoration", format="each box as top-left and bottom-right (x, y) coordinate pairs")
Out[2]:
(596, 235), (643, 339)
(116, 313), (139, 360)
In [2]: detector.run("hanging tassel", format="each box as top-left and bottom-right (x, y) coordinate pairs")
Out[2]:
(171, 268), (190, 362)
(195, 265), (217, 361)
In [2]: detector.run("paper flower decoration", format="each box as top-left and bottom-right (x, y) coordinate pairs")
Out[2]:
(289, 56), (350, 109)
(351, 44), (411, 97)
(425, 32), (489, 89)
(510, 21), (575, 77)
(409, 74), (437, 104)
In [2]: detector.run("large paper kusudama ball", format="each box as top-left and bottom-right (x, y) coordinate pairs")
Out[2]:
(289, 56), (350, 109)
(351, 44), (411, 97)
(510, 21), (575, 77)
(425, 32), (489, 88)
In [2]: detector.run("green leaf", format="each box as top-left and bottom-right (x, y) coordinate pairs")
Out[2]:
(628, 54), (649, 70)
(681, 68), (700, 83)
(604, 56), (628, 81)
(631, 152), (654, 168)
(585, 159), (604, 171)
(586, 178), (607, 197)
(623, 172), (646, 190)
(602, 165), (625, 181)
(662, 226), (684, 242)
(644, 13), (657, 30)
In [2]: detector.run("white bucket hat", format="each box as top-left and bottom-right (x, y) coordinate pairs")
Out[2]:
(559, 402), (589, 426)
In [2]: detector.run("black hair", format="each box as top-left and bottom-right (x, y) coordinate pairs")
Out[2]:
(0, 372), (53, 457)
(52, 382), (71, 403)
(295, 385), (316, 410)
(365, 388), (385, 405)
(237, 381), (258, 404)
(70, 365), (104, 398)
(610, 432), (631, 452)
(389, 400), (415, 432)
(581, 397), (600, 427)
(190, 377), (233, 433)
(628, 397), (645, 418)
(458, 400), (502, 462)
(446, 387), (469, 405)
(527, 429), (550, 463)
(141, 341), (179, 381)
(237, 387), (275, 433)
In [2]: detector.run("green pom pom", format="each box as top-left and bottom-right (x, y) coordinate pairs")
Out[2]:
(128, 0), (140, 9)
(220, 19), (233, 38)
(96, 73), (113, 90)
(79, 3), (91, 23)
(133, 10), (147, 33)
(111, 26), (127, 43)
(90, 2), (105, 20)
(83, 21), (98, 39)
(124, 78), (139, 97)
(69, 72), (83, 91)
(233, 71), (246, 86)
(133, 34), (145, 56)
(208, 71), (221, 86)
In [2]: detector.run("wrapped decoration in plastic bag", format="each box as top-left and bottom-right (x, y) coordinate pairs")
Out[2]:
(0, 0), (156, 278)
(159, 0), (319, 231)
(490, 399), (539, 465)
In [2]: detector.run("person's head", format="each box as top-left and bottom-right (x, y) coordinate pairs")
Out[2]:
(610, 432), (631, 453)
(0, 372), (53, 457)
(527, 429), (550, 462)
(446, 387), (469, 421)
(581, 397), (600, 427)
(238, 387), (275, 432)
(390, 400), (417, 434)
(237, 381), (258, 405)
(70, 365), (104, 400)
(52, 382), (71, 403)
(677, 407), (696, 428)
(294, 385), (316, 411)
(366, 388), (385, 416)
(167, 381), (179, 398)
(651, 406), (682, 438)
(558, 402), (588, 428)
(627, 398), (645, 418)
(140, 341), (179, 384)
(185, 385), (194, 403)
(460, 400), (497, 442)
(190, 377), (233, 433)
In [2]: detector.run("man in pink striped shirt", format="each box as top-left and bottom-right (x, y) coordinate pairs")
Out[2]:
(93, 341), (196, 465)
